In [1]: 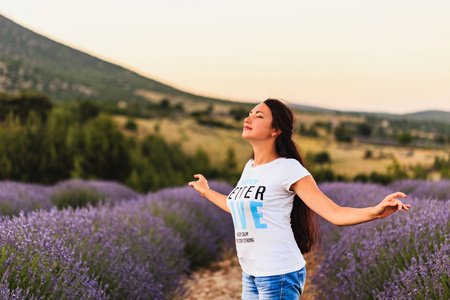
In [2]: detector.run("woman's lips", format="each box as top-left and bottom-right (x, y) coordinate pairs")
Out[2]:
(243, 126), (252, 130)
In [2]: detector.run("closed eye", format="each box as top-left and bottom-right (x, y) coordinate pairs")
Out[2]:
(249, 110), (265, 118)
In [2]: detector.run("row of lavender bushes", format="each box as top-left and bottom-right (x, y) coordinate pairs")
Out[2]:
(0, 179), (234, 299)
(313, 179), (449, 300)
(0, 179), (142, 216)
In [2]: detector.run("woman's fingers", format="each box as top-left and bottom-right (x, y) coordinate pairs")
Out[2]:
(189, 174), (208, 189)
(386, 197), (411, 212)
(388, 199), (401, 211)
(189, 174), (202, 184)
(377, 192), (411, 219)
(386, 192), (407, 201)
(385, 192), (408, 208)
(188, 174), (210, 198)
(193, 174), (205, 181)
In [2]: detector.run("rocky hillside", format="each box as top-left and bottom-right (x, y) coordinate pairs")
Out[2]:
(0, 14), (231, 105)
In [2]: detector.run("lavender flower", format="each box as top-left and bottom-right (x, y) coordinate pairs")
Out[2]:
(375, 238), (449, 300)
(144, 181), (235, 269)
(50, 179), (142, 209)
(313, 180), (450, 300)
(0, 181), (53, 216)
(0, 212), (107, 299)
(0, 179), (234, 299)
(0, 179), (142, 216)
(52, 179), (141, 203)
(388, 179), (450, 201)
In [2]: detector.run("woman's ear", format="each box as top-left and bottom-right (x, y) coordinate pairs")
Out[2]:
(272, 129), (282, 137)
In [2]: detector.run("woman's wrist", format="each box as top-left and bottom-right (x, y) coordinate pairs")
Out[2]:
(200, 188), (211, 198)
(369, 205), (381, 220)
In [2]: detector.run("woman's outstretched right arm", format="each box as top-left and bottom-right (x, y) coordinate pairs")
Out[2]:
(188, 174), (230, 213)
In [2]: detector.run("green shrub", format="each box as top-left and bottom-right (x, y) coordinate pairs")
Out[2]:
(396, 131), (413, 145)
(314, 151), (331, 164)
(124, 118), (137, 131)
(369, 171), (393, 185)
(363, 149), (373, 159)
(412, 163), (428, 179)
(313, 167), (335, 183)
(334, 124), (353, 143)
(353, 173), (369, 183)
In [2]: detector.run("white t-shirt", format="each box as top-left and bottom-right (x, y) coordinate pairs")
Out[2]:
(226, 157), (311, 276)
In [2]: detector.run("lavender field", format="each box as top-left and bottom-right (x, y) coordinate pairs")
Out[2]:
(0, 179), (448, 299)
(0, 179), (234, 299)
(314, 180), (449, 300)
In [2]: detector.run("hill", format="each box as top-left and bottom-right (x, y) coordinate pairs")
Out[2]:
(401, 110), (450, 123)
(293, 104), (450, 124)
(0, 14), (239, 106)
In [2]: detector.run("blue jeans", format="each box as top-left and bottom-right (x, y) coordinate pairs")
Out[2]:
(241, 267), (306, 300)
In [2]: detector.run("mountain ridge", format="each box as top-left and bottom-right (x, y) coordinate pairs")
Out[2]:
(0, 13), (237, 105)
(0, 14), (448, 123)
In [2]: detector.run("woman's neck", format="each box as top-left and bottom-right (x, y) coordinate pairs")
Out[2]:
(251, 141), (280, 167)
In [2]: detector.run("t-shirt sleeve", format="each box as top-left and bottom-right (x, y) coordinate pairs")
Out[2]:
(280, 159), (311, 192)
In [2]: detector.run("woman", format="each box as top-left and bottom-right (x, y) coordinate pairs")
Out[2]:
(188, 98), (410, 300)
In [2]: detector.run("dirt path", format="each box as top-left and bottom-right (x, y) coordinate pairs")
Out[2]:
(182, 250), (322, 299)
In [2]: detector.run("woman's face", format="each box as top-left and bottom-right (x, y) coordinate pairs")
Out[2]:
(242, 103), (277, 141)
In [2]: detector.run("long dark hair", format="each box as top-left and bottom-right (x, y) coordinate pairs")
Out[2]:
(263, 98), (321, 254)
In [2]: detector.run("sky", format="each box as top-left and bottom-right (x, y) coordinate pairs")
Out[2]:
(1, 0), (449, 113)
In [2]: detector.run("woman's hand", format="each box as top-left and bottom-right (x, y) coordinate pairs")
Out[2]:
(188, 174), (210, 197)
(188, 174), (230, 213)
(373, 192), (410, 219)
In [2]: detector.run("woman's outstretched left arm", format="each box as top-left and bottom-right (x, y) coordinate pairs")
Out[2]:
(290, 175), (411, 227)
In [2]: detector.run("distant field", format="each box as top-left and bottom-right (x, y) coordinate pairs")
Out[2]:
(114, 115), (447, 180)
(114, 115), (253, 166)
(298, 136), (445, 178)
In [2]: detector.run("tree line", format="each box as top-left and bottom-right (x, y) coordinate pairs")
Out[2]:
(0, 92), (240, 192)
